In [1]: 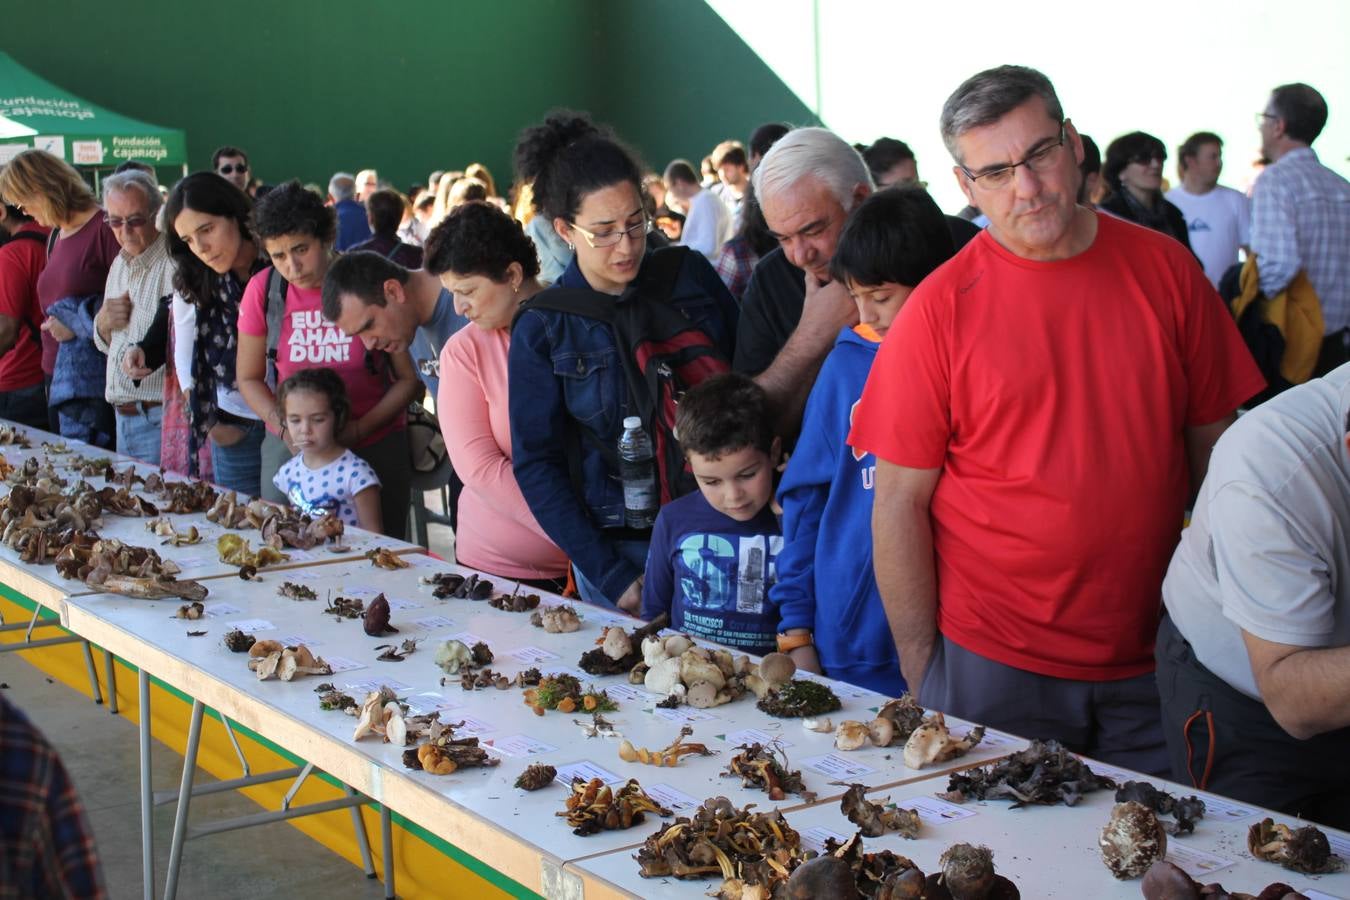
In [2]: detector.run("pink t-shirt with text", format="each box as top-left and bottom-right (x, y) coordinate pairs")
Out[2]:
(237, 268), (401, 446)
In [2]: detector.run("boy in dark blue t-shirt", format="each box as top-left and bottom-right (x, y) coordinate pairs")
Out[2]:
(640, 373), (781, 655)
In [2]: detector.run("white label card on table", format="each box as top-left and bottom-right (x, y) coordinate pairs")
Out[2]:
(645, 784), (700, 814)
(1303, 891), (1341, 900)
(444, 715), (494, 736)
(324, 656), (367, 674)
(386, 597), (423, 611)
(719, 728), (792, 748)
(175, 556), (210, 570)
(966, 728), (1018, 748)
(801, 753), (876, 779)
(800, 826), (849, 855)
(1165, 844), (1235, 878)
(286, 549), (316, 561)
(652, 706), (719, 725)
(509, 645), (560, 664)
(404, 693), (463, 716)
(277, 634), (322, 648)
(344, 587), (382, 599)
(226, 618), (276, 632)
(484, 734), (558, 758)
(1326, 833), (1350, 859)
(1199, 795), (1259, 821)
(204, 603), (243, 618)
(413, 615), (455, 630)
(1086, 762), (1141, 784)
(554, 760), (623, 785)
(449, 632), (487, 647)
(604, 684), (660, 704)
(342, 678), (413, 695)
(903, 795), (977, 825)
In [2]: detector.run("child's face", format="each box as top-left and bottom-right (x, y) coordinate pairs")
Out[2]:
(845, 278), (915, 339)
(688, 443), (778, 522)
(283, 389), (336, 452)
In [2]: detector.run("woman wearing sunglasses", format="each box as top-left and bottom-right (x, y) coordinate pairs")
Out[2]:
(1100, 132), (1192, 251)
(509, 110), (739, 611)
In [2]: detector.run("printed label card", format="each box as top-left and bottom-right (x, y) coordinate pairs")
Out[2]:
(342, 678), (413, 695)
(386, 597), (423, 611)
(603, 684), (660, 704)
(800, 826), (849, 855)
(484, 734), (558, 758)
(718, 728), (792, 748)
(226, 618), (276, 632)
(1198, 795), (1260, 822)
(904, 795), (977, 825)
(203, 603), (243, 618)
(1165, 844), (1235, 878)
(448, 631), (487, 647)
(323, 656), (367, 674)
(403, 693), (464, 716)
(801, 753), (876, 779)
(443, 715), (495, 737)
(645, 784), (700, 814)
(277, 634), (322, 648)
(509, 645), (560, 664)
(652, 706), (719, 725)
(554, 760), (623, 785)
(413, 615), (456, 630)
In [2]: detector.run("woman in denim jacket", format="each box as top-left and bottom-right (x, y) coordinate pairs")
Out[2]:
(508, 111), (738, 611)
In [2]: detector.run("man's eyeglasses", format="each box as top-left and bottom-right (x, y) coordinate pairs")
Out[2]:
(569, 216), (651, 249)
(960, 123), (1067, 190)
(217, 164), (248, 175)
(1255, 112), (1279, 128)
(105, 214), (150, 230)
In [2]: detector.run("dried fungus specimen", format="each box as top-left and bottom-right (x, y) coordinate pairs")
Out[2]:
(489, 586), (541, 612)
(1100, 801), (1168, 879)
(1140, 860), (1309, 900)
(277, 581), (317, 601)
(722, 742), (815, 802)
(636, 797), (806, 892)
(940, 739), (1114, 808)
(153, 480), (218, 515)
(362, 594), (397, 636)
(375, 639), (419, 661)
(756, 679), (842, 718)
(576, 613), (668, 676)
(224, 629), (256, 652)
(530, 605), (581, 633)
(903, 712), (985, 770)
(247, 642), (331, 682)
(216, 533), (289, 568)
(1247, 818), (1343, 874)
(793, 832), (929, 898)
(401, 721), (501, 775)
(616, 726), (714, 767)
(840, 784), (921, 838)
(557, 777), (671, 836)
(325, 595), (364, 620)
(365, 548), (409, 570)
(523, 674), (616, 715)
(1115, 780), (1206, 836)
(925, 843), (1020, 900)
(174, 601), (205, 620)
(515, 764), (557, 791)
(421, 571), (494, 600)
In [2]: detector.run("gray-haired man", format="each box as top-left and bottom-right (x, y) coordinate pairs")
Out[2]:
(850, 65), (1265, 773)
(92, 170), (173, 464)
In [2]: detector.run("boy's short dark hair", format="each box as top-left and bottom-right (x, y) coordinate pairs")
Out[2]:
(675, 373), (775, 459)
(829, 186), (956, 288)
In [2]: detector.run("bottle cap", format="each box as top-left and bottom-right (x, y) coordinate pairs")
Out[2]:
(623, 416), (642, 429)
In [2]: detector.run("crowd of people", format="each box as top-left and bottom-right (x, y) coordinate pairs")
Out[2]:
(2, 69), (1348, 887)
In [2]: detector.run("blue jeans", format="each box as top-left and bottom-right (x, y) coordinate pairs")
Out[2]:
(573, 538), (651, 609)
(115, 403), (164, 465)
(0, 382), (47, 431)
(209, 419), (265, 497)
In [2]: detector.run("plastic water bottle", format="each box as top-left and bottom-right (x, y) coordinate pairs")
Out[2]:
(618, 416), (658, 529)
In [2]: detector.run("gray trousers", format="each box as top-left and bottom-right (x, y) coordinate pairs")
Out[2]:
(918, 635), (1169, 776)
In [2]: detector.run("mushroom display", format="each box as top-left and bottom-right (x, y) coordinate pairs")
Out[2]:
(246, 640), (331, 682)
(926, 843), (1020, 899)
(1140, 860), (1311, 900)
(902, 713), (985, 769)
(636, 797), (807, 893)
(530, 605), (581, 633)
(557, 777), (672, 836)
(840, 784), (921, 838)
(940, 739), (1115, 807)
(1247, 818), (1343, 874)
(722, 742), (815, 801)
(1099, 801), (1168, 879)
(756, 679), (842, 718)
(433, 640), (475, 674)
(361, 593), (397, 636)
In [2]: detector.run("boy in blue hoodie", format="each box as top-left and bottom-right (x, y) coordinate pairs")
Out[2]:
(771, 187), (956, 695)
(640, 373), (781, 655)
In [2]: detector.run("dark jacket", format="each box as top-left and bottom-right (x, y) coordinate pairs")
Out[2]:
(1099, 192), (1193, 252)
(509, 250), (738, 602)
(46, 294), (105, 406)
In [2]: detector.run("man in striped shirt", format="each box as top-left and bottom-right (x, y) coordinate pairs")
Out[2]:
(1251, 82), (1350, 374)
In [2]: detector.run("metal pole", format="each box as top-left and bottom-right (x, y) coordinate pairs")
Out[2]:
(381, 804), (395, 899)
(163, 700), (204, 900)
(80, 640), (103, 705)
(347, 788), (376, 878)
(104, 650), (118, 715)
(138, 670), (153, 900)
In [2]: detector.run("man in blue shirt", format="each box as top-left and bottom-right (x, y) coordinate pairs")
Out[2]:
(328, 172), (372, 251)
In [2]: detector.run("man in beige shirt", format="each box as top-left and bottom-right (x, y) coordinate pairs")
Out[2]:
(93, 170), (174, 464)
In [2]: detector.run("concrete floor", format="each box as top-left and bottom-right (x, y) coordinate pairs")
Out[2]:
(0, 516), (456, 899)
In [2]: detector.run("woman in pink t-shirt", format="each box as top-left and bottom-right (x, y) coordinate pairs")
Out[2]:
(236, 181), (420, 540)
(425, 202), (568, 587)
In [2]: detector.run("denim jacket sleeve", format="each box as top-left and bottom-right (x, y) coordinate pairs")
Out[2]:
(509, 308), (640, 601)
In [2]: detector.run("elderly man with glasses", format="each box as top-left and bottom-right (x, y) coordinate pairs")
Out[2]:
(849, 65), (1265, 774)
(92, 169), (174, 464)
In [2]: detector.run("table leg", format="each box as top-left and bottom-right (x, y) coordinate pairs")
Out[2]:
(381, 803), (395, 899)
(346, 788), (376, 878)
(81, 640), (104, 705)
(138, 670), (154, 900)
(163, 699), (204, 900)
(104, 649), (118, 715)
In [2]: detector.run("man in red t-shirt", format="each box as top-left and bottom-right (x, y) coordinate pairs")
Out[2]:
(849, 65), (1265, 774)
(0, 203), (49, 429)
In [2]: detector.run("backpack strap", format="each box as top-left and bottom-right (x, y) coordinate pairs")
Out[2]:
(622, 245), (688, 307)
(264, 266), (288, 387)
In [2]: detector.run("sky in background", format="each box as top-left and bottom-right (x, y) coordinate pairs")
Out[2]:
(709, 0), (1349, 213)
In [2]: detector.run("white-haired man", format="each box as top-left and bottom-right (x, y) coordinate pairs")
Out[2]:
(329, 172), (371, 251)
(850, 65), (1265, 773)
(92, 169), (173, 463)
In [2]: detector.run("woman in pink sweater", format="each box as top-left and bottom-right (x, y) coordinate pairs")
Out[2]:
(427, 202), (568, 588)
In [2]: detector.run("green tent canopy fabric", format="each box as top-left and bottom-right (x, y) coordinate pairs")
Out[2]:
(0, 52), (186, 168)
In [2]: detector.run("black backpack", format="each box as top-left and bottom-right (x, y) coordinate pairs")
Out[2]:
(515, 246), (730, 507)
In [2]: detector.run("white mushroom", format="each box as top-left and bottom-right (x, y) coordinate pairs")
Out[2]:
(276, 653), (298, 682)
(383, 702), (407, 747)
(641, 635), (668, 668)
(802, 717), (834, 733)
(644, 657), (685, 696)
(678, 651), (726, 690)
(835, 720), (870, 751)
(685, 680), (721, 709)
(868, 717), (896, 748)
(747, 652), (797, 698)
(352, 692), (385, 741)
(253, 650), (282, 681)
(434, 639), (474, 674)
(662, 634), (694, 657)
(601, 626), (633, 660)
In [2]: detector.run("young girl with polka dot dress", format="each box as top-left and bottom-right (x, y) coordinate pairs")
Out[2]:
(272, 369), (383, 533)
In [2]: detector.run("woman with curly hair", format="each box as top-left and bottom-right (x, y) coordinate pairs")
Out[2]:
(235, 180), (419, 538)
(423, 202), (567, 589)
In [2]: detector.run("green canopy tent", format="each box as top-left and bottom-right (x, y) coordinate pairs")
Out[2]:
(0, 52), (187, 181)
